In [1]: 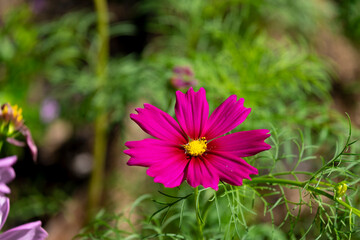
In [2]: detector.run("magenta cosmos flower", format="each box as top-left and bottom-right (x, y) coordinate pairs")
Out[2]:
(0, 196), (48, 240)
(124, 88), (271, 190)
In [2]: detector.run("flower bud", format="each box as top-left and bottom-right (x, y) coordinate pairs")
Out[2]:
(334, 181), (347, 200)
(170, 66), (198, 90)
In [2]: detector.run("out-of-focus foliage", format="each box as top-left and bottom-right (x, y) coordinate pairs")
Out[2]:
(140, 0), (341, 140)
(336, 0), (360, 43)
(0, 6), (41, 139)
(256, 0), (335, 36)
(74, 125), (360, 239)
(35, 11), (160, 125)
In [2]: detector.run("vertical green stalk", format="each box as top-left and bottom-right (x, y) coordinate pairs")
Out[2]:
(87, 0), (109, 220)
(194, 187), (204, 239)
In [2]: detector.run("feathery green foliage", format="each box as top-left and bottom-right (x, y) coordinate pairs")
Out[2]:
(74, 120), (360, 239)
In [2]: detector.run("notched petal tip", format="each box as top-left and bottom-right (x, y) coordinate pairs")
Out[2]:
(204, 95), (252, 139)
(123, 149), (131, 156)
(129, 104), (187, 144)
(250, 166), (259, 176)
(175, 86), (209, 139)
(129, 113), (137, 119)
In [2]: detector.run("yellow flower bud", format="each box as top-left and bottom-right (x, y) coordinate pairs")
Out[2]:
(334, 182), (347, 200)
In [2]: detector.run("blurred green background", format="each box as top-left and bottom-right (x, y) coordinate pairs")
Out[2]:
(0, 0), (360, 239)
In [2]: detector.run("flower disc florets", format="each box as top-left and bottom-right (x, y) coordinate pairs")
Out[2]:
(0, 103), (24, 134)
(184, 137), (207, 156)
(0, 103), (38, 161)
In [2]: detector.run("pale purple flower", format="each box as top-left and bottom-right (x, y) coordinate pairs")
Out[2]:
(0, 196), (48, 240)
(0, 156), (16, 195)
(173, 66), (194, 76)
(31, 0), (46, 14)
(170, 66), (198, 90)
(40, 99), (59, 123)
(0, 156), (48, 239)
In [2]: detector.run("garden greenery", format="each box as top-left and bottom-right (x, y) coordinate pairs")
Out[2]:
(75, 116), (360, 239)
(0, 0), (359, 239)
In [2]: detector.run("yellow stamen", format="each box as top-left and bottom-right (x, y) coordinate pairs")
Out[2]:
(17, 114), (23, 122)
(14, 106), (23, 122)
(1, 103), (24, 127)
(2, 105), (8, 115)
(184, 137), (207, 156)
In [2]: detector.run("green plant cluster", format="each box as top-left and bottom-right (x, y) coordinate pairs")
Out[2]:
(75, 122), (360, 239)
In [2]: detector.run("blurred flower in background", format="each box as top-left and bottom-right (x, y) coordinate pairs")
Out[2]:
(40, 98), (60, 124)
(0, 104), (24, 131)
(170, 66), (198, 90)
(31, 0), (46, 14)
(0, 103), (37, 161)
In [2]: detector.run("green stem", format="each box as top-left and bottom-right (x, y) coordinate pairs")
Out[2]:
(244, 177), (360, 217)
(87, 0), (109, 221)
(194, 187), (204, 240)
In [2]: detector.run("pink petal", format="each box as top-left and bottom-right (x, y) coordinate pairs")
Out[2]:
(20, 127), (38, 161)
(124, 138), (189, 188)
(0, 221), (48, 240)
(208, 129), (271, 157)
(0, 156), (17, 168)
(0, 196), (9, 230)
(185, 156), (219, 190)
(131, 104), (187, 145)
(125, 138), (183, 167)
(206, 152), (258, 186)
(0, 167), (15, 185)
(0, 184), (10, 195)
(6, 138), (26, 147)
(204, 95), (251, 140)
(146, 151), (189, 188)
(175, 87), (209, 139)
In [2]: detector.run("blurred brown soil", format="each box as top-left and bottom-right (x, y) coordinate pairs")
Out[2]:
(315, 29), (360, 126)
(45, 190), (87, 240)
(0, 0), (22, 16)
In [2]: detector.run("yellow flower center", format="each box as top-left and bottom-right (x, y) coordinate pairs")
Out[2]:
(12, 105), (23, 123)
(184, 137), (207, 156)
(1, 104), (24, 130)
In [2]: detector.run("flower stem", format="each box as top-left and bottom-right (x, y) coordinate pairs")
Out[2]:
(194, 186), (204, 239)
(87, 0), (109, 221)
(244, 177), (360, 217)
